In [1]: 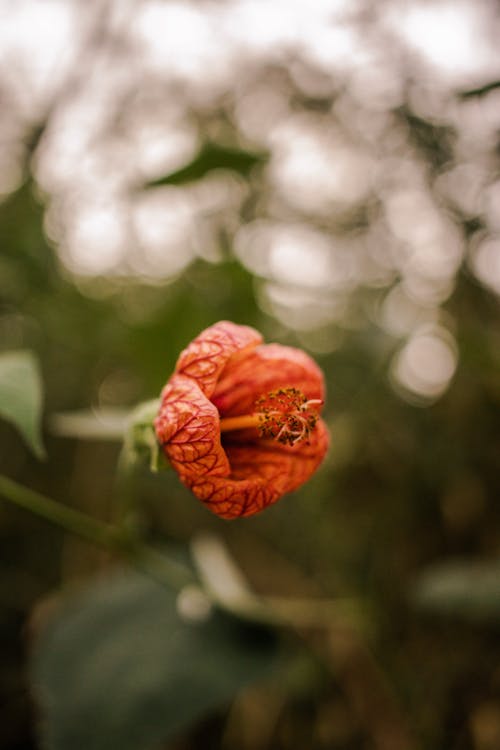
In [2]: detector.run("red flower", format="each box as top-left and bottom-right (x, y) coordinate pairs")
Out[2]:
(154, 321), (329, 519)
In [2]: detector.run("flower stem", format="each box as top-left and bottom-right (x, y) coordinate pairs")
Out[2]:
(0, 474), (193, 590)
(0, 474), (118, 547)
(0, 475), (370, 633)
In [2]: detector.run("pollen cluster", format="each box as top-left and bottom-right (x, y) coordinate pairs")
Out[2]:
(255, 387), (322, 446)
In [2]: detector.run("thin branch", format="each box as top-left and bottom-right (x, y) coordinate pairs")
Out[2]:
(458, 80), (500, 99)
(0, 474), (193, 591)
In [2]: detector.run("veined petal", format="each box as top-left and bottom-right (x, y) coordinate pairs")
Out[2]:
(276, 419), (330, 493)
(187, 459), (289, 519)
(156, 321), (330, 520)
(155, 375), (230, 480)
(212, 343), (326, 417)
(154, 374), (288, 518)
(175, 321), (262, 398)
(220, 419), (330, 518)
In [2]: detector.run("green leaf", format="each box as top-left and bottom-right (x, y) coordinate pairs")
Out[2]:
(32, 570), (279, 750)
(0, 350), (45, 459)
(412, 559), (500, 623)
(147, 142), (267, 187)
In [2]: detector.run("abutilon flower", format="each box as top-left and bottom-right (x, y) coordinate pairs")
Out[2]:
(154, 321), (329, 519)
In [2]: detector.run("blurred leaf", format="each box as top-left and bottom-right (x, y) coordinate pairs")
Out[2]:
(0, 350), (45, 459)
(147, 142), (267, 187)
(413, 559), (500, 623)
(32, 569), (279, 750)
(49, 408), (130, 441)
(191, 533), (370, 630)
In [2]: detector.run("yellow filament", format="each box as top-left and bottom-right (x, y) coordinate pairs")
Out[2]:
(219, 414), (261, 432)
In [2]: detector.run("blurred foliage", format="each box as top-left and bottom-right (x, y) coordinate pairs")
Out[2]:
(0, 351), (45, 459)
(1, 3), (500, 748)
(33, 569), (279, 750)
(413, 559), (500, 623)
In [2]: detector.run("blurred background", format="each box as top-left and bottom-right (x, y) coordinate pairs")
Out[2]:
(1, 0), (500, 748)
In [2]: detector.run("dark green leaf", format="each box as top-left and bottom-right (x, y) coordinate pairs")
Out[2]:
(147, 142), (267, 187)
(0, 350), (45, 458)
(412, 559), (500, 623)
(32, 570), (279, 750)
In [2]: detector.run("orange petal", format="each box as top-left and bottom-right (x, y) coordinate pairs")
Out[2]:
(155, 374), (230, 481)
(174, 321), (262, 398)
(212, 343), (326, 417)
(155, 374), (283, 519)
(155, 374), (329, 519)
(156, 322), (330, 520)
(187, 463), (289, 519)
(221, 419), (330, 517)
(275, 419), (329, 494)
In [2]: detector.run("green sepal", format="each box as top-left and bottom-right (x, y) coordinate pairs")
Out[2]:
(123, 399), (170, 472)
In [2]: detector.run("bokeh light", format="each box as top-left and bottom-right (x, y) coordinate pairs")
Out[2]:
(391, 324), (458, 401)
(0, 0), (500, 370)
(1, 0), (500, 399)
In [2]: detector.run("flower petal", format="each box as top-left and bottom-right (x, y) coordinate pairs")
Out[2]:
(155, 374), (230, 481)
(188, 461), (290, 519)
(175, 321), (262, 398)
(275, 419), (329, 493)
(156, 322), (330, 520)
(221, 419), (330, 517)
(211, 343), (326, 417)
(155, 373), (284, 519)
(155, 373), (329, 519)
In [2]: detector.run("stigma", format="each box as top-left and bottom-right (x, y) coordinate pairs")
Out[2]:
(219, 387), (323, 446)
